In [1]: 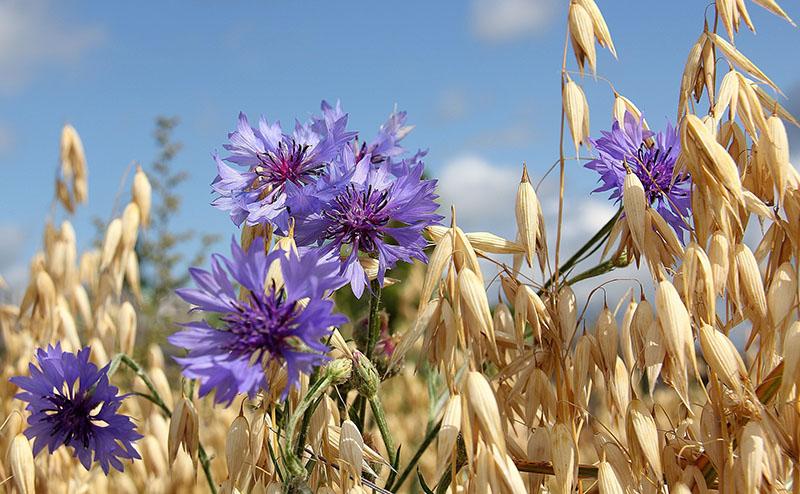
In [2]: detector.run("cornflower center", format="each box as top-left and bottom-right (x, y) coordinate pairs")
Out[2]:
(323, 184), (391, 254)
(222, 285), (302, 360)
(43, 388), (99, 449)
(633, 143), (676, 203)
(255, 140), (323, 190)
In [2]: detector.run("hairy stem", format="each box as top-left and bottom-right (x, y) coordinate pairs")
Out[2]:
(368, 394), (397, 470)
(365, 279), (383, 359)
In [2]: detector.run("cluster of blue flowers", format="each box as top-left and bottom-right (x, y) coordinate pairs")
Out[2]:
(171, 101), (440, 405)
(10, 101), (440, 475)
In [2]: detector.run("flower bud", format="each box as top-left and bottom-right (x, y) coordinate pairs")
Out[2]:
(351, 351), (380, 399)
(324, 358), (353, 385)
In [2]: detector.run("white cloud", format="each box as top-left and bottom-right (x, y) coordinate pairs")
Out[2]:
(471, 0), (558, 42)
(0, 0), (104, 93)
(437, 154), (519, 235)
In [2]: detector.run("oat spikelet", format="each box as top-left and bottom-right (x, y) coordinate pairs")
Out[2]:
(550, 423), (576, 494)
(568, 0), (597, 75)
(8, 434), (35, 494)
(623, 172), (647, 255)
(626, 400), (662, 480)
(576, 0), (616, 58)
(563, 75), (589, 154)
(132, 165), (152, 228)
(515, 165), (540, 267)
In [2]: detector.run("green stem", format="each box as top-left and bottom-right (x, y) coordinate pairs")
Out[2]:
(365, 279), (383, 359)
(540, 207), (621, 293)
(284, 374), (335, 477)
(389, 419), (442, 491)
(113, 353), (218, 494)
(368, 394), (397, 470)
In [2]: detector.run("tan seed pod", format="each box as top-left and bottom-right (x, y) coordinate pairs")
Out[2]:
(101, 218), (123, 270)
(576, 0), (616, 57)
(453, 225), (483, 283)
(550, 423), (576, 494)
(623, 172), (647, 254)
(594, 307), (618, 371)
(458, 268), (498, 357)
(8, 434), (35, 494)
(708, 231), (730, 295)
(465, 232), (525, 254)
(121, 202), (141, 251)
(626, 400), (662, 480)
(699, 324), (746, 394)
(707, 32), (781, 92)
(340, 420), (364, 482)
(780, 322), (800, 397)
(169, 397), (200, 470)
(117, 301), (137, 355)
(764, 114), (791, 202)
(435, 395), (462, 483)
(149, 366), (174, 411)
(60, 124), (87, 180)
(563, 76), (589, 154)
(740, 421), (765, 493)
(226, 412), (251, 484)
(752, 0), (795, 25)
(767, 262), (796, 328)
(132, 165), (152, 228)
(734, 243), (767, 319)
(419, 229), (453, 309)
(465, 371), (504, 448)
(515, 165), (540, 267)
(597, 459), (624, 494)
(558, 284), (578, 345)
(568, 1), (597, 75)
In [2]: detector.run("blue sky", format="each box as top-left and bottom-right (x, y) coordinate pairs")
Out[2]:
(1, 0), (799, 290)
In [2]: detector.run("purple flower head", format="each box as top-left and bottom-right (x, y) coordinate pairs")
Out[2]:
(212, 101), (356, 231)
(585, 113), (691, 238)
(170, 237), (348, 406)
(295, 148), (442, 298)
(9, 344), (142, 474)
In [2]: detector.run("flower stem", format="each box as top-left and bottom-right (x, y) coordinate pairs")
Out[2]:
(284, 373), (335, 478)
(388, 418), (442, 491)
(368, 394), (397, 470)
(112, 353), (218, 494)
(365, 278), (383, 359)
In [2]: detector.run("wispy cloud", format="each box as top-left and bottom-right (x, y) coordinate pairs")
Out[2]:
(0, 0), (105, 93)
(471, 0), (558, 43)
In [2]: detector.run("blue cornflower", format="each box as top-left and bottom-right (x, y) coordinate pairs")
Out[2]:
(9, 344), (142, 474)
(585, 112), (691, 237)
(212, 101), (355, 231)
(169, 237), (348, 406)
(294, 148), (441, 298)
